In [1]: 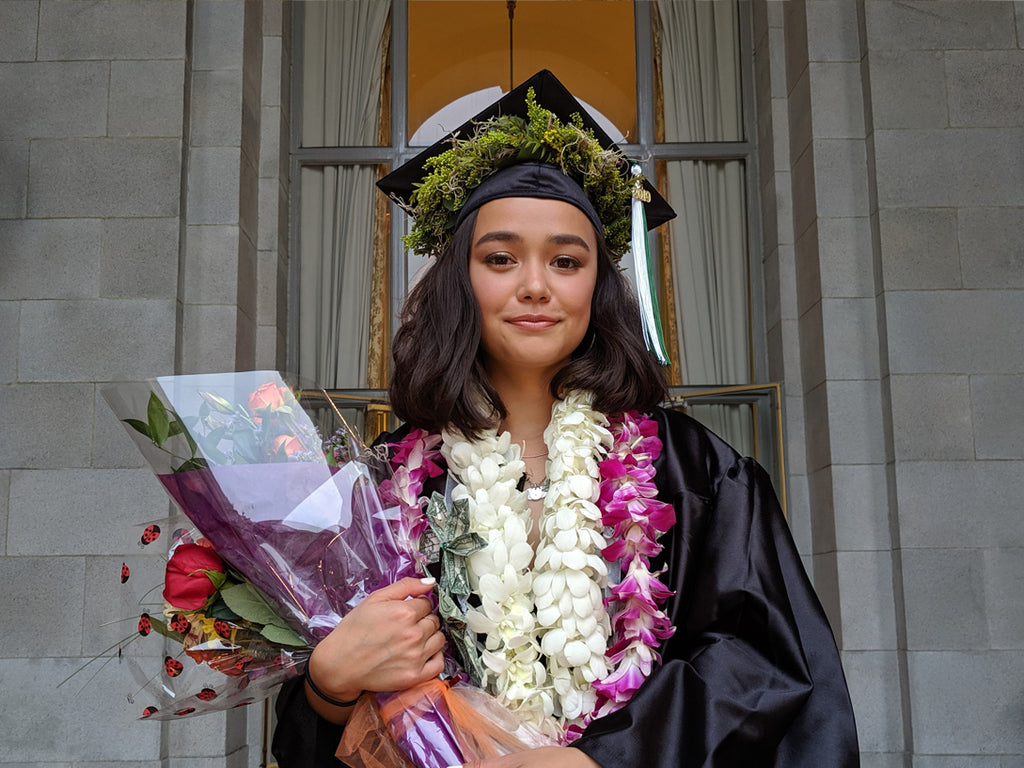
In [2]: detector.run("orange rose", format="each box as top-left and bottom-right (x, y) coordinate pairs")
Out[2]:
(272, 434), (303, 456)
(248, 382), (289, 412)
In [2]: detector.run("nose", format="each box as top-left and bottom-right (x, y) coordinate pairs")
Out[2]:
(516, 258), (549, 302)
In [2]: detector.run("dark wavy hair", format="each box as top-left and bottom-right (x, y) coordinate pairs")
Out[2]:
(388, 209), (667, 435)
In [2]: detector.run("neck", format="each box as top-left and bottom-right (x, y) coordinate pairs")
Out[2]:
(488, 366), (559, 449)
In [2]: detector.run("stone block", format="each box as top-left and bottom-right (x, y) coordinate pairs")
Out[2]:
(783, 389), (808, 476)
(28, 138), (181, 218)
(806, 0), (862, 62)
(841, 651), (905, 753)
(798, 301), (826, 393)
(0, 469), (8, 545)
(958, 207), (1024, 289)
(827, 379), (888, 465)
(100, 218), (180, 300)
(788, 69), (813, 178)
(109, 60), (185, 138)
(861, 755), (908, 768)
(868, 50), (947, 130)
(0, 140), (28, 218)
(237, 230), (257, 321)
(890, 374), (973, 460)
(187, 146), (241, 225)
(913, 758), (1004, 768)
(257, 249), (279, 325)
(18, 300), (175, 382)
(809, 62), (865, 138)
(896, 460), (1024, 548)
(985, 547), (1024, 650)
(817, 217), (876, 298)
(767, 25), (787, 99)
(81, 555), (166, 656)
(0, 219), (102, 299)
(255, 323), (280, 370)
(903, 548), (989, 649)
(183, 225), (240, 304)
(833, 463), (893, 551)
(909, 650), (1024, 754)
(259, 106), (283, 178)
(813, 139), (871, 218)
(165, 708), (244, 759)
(0, 62), (108, 139)
(192, 0), (245, 71)
(822, 297), (881, 380)
(875, 129), (1024, 208)
(37, 0), (186, 60)
(783, 0), (808, 93)
(0, 1), (38, 61)
(180, 303), (241, 373)
(0, 302), (18, 383)
(865, 1), (1017, 51)
(91, 384), (148, 469)
(810, 550), (842, 633)
(837, 550), (898, 650)
(263, 0), (284, 37)
(784, 470), (812, 555)
(878, 208), (961, 290)
(0, 556), (85, 655)
(763, 249), (781, 330)
(258, 176), (281, 252)
(7, 468), (169, 556)
(886, 291), (1024, 373)
(803, 382), (831, 471)
(972, 375), (1024, 459)
(190, 69), (244, 147)
(0, 658), (161, 761)
(772, 166), (794, 245)
(947, 50), (1024, 127)
(0, 383), (95, 468)
(795, 220), (821, 317)
(807, 465), (837, 554)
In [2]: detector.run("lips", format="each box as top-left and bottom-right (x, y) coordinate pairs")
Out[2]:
(508, 314), (558, 330)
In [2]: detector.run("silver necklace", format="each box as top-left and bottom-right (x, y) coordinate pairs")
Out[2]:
(524, 469), (550, 501)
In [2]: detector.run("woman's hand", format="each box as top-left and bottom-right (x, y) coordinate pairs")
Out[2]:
(457, 747), (601, 768)
(305, 576), (446, 723)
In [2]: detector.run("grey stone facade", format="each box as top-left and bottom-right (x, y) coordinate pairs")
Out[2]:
(0, 1), (1020, 765)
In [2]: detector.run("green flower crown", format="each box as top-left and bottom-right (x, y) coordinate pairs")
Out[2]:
(400, 88), (635, 258)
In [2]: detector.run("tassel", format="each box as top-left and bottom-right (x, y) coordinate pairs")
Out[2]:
(630, 164), (670, 365)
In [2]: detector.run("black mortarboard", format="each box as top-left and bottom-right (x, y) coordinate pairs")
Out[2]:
(378, 69), (675, 245)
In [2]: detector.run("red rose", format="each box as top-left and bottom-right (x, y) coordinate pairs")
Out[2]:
(272, 434), (303, 457)
(163, 543), (225, 610)
(248, 382), (289, 412)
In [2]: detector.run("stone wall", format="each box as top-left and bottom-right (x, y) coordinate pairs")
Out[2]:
(755, 1), (1024, 765)
(0, 1), (289, 765)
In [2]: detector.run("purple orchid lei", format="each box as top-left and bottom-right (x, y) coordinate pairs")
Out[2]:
(379, 411), (676, 738)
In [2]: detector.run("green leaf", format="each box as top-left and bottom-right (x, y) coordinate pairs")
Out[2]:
(220, 582), (283, 626)
(123, 418), (152, 439)
(206, 598), (241, 621)
(149, 615), (184, 641)
(199, 390), (235, 414)
(173, 457), (210, 473)
(203, 568), (227, 591)
(147, 392), (170, 447)
(260, 623), (305, 647)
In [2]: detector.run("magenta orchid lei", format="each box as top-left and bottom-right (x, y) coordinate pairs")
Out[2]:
(380, 410), (675, 736)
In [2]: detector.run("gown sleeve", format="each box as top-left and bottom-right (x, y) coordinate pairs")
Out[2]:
(572, 409), (860, 768)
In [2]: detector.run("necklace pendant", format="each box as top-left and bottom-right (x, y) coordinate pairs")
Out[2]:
(526, 485), (547, 501)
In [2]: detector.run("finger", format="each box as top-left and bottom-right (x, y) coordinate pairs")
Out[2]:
(367, 576), (436, 602)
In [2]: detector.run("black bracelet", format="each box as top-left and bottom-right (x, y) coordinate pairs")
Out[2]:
(303, 664), (361, 708)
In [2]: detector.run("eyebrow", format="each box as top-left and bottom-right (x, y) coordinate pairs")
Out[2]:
(473, 231), (592, 251)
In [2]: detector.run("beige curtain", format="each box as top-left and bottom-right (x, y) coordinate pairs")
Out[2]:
(656, 0), (753, 454)
(297, 1), (390, 388)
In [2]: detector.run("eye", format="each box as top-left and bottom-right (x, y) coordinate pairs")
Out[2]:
(483, 252), (515, 267)
(553, 255), (583, 270)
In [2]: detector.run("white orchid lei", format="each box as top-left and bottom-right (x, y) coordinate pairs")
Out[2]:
(378, 391), (676, 741)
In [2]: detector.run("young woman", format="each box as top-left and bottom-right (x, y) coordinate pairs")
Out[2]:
(273, 71), (859, 768)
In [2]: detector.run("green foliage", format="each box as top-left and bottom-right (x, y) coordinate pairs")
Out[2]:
(402, 87), (636, 258)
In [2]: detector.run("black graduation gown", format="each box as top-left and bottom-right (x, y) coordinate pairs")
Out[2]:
(272, 408), (860, 767)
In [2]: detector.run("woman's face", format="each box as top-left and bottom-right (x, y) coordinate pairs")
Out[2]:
(469, 196), (598, 379)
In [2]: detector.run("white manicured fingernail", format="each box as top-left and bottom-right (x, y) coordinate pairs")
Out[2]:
(420, 576), (436, 585)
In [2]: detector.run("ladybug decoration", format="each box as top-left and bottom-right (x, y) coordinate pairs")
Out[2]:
(169, 614), (190, 634)
(197, 688), (218, 701)
(172, 528), (193, 545)
(138, 614), (152, 637)
(120, 562), (131, 583)
(141, 706), (159, 719)
(140, 524), (161, 546)
(164, 656), (184, 678)
(174, 707), (195, 716)
(213, 619), (232, 639)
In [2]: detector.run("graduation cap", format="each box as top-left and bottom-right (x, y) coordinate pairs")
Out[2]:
(377, 69), (675, 257)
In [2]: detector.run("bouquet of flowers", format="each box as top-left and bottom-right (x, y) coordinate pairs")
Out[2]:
(102, 371), (554, 767)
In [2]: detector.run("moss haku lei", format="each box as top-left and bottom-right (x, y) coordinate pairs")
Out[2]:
(401, 87), (636, 259)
